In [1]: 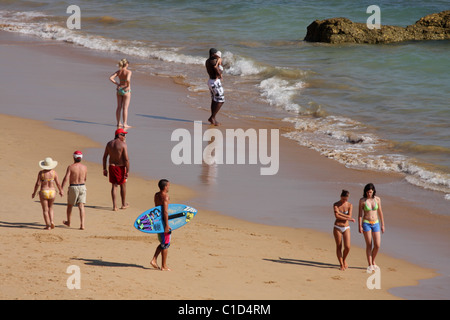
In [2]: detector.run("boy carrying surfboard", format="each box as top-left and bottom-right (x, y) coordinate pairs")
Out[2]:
(151, 179), (171, 271)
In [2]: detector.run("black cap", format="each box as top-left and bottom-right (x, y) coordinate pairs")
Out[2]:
(209, 48), (218, 57)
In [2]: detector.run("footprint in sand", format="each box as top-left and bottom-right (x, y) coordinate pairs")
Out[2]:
(33, 233), (63, 243)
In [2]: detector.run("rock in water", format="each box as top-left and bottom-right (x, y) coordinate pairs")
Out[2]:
(304, 10), (450, 44)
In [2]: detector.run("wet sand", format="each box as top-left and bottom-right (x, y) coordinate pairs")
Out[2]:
(1, 30), (449, 299)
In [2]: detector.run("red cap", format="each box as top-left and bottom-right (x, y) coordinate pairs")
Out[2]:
(115, 128), (128, 135)
(73, 150), (83, 159)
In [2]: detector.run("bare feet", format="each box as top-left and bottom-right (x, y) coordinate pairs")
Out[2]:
(63, 220), (70, 227)
(150, 260), (160, 270)
(120, 203), (129, 210)
(112, 207), (119, 212)
(161, 267), (172, 271)
(208, 117), (220, 126)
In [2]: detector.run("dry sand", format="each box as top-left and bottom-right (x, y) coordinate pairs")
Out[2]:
(0, 114), (437, 300)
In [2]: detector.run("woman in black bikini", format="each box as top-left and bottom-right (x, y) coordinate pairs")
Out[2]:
(333, 190), (355, 270)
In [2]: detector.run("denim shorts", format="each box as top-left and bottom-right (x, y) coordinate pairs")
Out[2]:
(362, 220), (381, 232)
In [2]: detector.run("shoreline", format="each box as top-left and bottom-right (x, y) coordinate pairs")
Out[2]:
(1, 30), (449, 299)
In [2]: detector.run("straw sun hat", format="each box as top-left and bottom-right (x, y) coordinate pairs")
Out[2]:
(39, 157), (58, 170)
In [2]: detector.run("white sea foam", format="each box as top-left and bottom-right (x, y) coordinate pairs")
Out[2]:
(258, 77), (305, 112)
(0, 10), (205, 66)
(283, 115), (450, 194)
(223, 51), (266, 76)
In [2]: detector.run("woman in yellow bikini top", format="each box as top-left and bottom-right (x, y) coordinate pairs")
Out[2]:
(39, 170), (57, 200)
(32, 157), (63, 230)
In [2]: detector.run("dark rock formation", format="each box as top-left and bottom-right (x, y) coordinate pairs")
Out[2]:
(304, 10), (450, 44)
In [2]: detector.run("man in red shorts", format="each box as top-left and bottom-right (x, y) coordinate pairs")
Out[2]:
(102, 128), (130, 211)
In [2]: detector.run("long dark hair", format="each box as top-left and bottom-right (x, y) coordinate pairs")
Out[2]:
(363, 183), (376, 198)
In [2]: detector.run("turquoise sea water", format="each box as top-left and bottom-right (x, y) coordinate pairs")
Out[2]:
(1, 0), (449, 196)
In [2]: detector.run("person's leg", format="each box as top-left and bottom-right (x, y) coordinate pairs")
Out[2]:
(342, 229), (351, 270)
(363, 230), (374, 268)
(151, 245), (162, 269)
(161, 248), (171, 271)
(111, 184), (118, 211)
(333, 227), (344, 270)
(48, 198), (55, 229)
(208, 100), (216, 124)
(122, 93), (131, 128)
(78, 203), (85, 230)
(210, 101), (223, 126)
(39, 196), (51, 230)
(120, 183), (129, 209)
(64, 204), (74, 227)
(116, 95), (123, 127)
(371, 231), (381, 268)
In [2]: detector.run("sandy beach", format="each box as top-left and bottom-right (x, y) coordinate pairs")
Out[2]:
(0, 113), (436, 300)
(0, 30), (448, 300)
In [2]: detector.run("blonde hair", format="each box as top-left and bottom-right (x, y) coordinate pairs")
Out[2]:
(118, 58), (129, 69)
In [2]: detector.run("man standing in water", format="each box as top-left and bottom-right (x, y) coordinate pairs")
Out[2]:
(151, 179), (171, 271)
(206, 48), (225, 126)
(62, 151), (88, 230)
(103, 128), (130, 211)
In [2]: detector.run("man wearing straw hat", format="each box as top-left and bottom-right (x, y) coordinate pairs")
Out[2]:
(61, 151), (88, 230)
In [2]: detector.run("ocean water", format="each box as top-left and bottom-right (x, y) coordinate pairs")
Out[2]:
(1, 0), (449, 197)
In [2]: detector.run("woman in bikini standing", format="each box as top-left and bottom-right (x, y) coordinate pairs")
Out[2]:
(32, 157), (63, 230)
(109, 58), (132, 128)
(333, 190), (355, 271)
(359, 183), (385, 272)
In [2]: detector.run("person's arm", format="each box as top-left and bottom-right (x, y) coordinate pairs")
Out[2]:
(347, 204), (355, 222)
(334, 204), (355, 222)
(358, 199), (364, 233)
(214, 60), (222, 79)
(102, 145), (109, 177)
(377, 197), (385, 233)
(32, 172), (41, 198)
(61, 166), (70, 190)
(122, 144), (130, 178)
(109, 71), (119, 86)
(163, 194), (170, 234)
(53, 171), (63, 197)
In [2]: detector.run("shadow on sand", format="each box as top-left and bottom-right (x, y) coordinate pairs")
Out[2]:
(263, 257), (366, 271)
